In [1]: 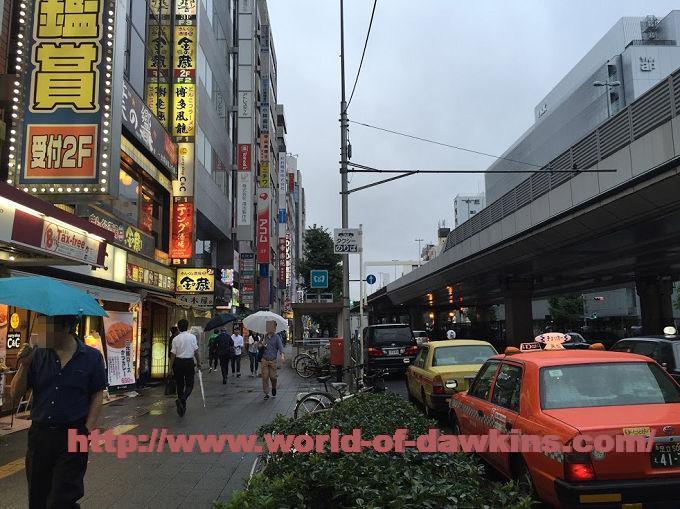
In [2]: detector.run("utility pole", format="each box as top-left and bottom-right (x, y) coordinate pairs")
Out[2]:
(415, 238), (424, 266)
(339, 0), (352, 387)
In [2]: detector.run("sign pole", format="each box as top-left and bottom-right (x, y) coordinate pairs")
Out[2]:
(359, 224), (364, 368)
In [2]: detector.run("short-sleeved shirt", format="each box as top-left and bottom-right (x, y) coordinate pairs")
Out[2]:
(27, 339), (107, 425)
(231, 334), (244, 356)
(171, 331), (198, 359)
(262, 333), (285, 361)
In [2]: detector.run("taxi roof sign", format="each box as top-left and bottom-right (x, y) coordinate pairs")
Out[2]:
(519, 342), (542, 352)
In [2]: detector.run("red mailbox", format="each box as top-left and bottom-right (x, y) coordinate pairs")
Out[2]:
(329, 337), (344, 366)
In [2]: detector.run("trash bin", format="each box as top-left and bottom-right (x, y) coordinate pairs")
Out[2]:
(329, 337), (343, 366)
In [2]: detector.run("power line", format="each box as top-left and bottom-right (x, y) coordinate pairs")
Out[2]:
(346, 0), (378, 111)
(350, 120), (544, 168)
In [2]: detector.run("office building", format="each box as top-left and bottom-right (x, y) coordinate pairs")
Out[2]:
(454, 193), (485, 227)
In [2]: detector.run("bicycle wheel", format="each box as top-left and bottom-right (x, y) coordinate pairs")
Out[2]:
(294, 391), (335, 419)
(295, 355), (318, 378)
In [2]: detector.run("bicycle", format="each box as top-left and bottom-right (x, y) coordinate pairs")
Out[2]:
(293, 350), (319, 377)
(293, 364), (386, 419)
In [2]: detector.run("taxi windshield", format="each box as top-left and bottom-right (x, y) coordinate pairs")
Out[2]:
(432, 345), (496, 366)
(540, 362), (680, 410)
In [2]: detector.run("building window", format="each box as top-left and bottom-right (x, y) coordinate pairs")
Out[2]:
(118, 169), (139, 225)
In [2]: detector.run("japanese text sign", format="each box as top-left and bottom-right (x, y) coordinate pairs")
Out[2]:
(176, 268), (215, 293)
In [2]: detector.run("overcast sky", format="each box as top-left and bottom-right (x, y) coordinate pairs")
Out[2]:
(267, 0), (678, 299)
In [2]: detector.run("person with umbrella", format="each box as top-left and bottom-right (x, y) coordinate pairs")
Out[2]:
(259, 320), (285, 400)
(10, 314), (107, 509)
(169, 318), (202, 416)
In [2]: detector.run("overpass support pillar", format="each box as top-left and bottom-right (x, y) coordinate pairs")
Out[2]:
(502, 279), (534, 347)
(636, 277), (674, 335)
(409, 307), (426, 330)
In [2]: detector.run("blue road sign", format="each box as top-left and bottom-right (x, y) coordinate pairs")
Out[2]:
(366, 274), (377, 285)
(310, 270), (329, 289)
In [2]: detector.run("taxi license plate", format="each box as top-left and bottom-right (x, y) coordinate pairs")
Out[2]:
(384, 348), (399, 356)
(651, 443), (680, 468)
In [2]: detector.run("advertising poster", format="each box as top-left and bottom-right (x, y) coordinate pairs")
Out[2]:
(0, 304), (7, 366)
(104, 312), (136, 386)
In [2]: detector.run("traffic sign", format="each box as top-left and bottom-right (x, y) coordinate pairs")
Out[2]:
(310, 270), (329, 289)
(333, 228), (362, 254)
(366, 274), (377, 285)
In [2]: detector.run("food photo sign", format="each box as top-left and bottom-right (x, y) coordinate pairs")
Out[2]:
(103, 312), (136, 386)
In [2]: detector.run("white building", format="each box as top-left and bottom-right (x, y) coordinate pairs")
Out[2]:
(454, 193), (486, 227)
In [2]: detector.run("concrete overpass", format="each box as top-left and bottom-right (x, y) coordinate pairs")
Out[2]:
(367, 67), (680, 344)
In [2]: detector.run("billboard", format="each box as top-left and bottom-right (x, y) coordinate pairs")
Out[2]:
(169, 199), (193, 260)
(176, 268), (215, 293)
(257, 191), (270, 263)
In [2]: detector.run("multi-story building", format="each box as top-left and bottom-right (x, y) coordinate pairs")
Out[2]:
(454, 193), (485, 227)
(486, 11), (680, 203)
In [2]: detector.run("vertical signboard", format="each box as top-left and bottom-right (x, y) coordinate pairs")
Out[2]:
(278, 237), (286, 284)
(15, 0), (115, 194)
(237, 144), (252, 227)
(278, 152), (287, 237)
(257, 191), (270, 263)
(170, 0), (197, 264)
(240, 253), (256, 309)
(285, 232), (292, 288)
(146, 0), (172, 129)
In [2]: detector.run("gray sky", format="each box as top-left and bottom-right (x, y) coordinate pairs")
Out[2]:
(267, 0), (679, 299)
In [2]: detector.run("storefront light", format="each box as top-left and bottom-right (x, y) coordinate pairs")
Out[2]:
(83, 188), (89, 193)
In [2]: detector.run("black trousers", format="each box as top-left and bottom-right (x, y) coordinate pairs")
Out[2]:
(173, 358), (195, 402)
(26, 423), (89, 509)
(231, 355), (241, 374)
(218, 354), (232, 380)
(208, 352), (219, 369)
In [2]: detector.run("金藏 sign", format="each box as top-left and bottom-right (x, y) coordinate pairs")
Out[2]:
(19, 0), (114, 191)
(176, 268), (215, 293)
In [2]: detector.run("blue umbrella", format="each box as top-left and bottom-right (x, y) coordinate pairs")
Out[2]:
(0, 276), (108, 317)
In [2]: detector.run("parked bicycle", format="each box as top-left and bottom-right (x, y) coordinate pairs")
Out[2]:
(293, 364), (386, 419)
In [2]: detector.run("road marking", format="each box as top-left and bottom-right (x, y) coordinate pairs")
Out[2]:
(0, 458), (25, 480)
(97, 424), (139, 446)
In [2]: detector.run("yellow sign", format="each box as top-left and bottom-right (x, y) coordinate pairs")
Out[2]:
(259, 162), (270, 188)
(623, 427), (651, 436)
(172, 83), (195, 137)
(147, 25), (171, 72)
(10, 313), (20, 329)
(174, 25), (196, 74)
(147, 83), (169, 128)
(176, 268), (215, 293)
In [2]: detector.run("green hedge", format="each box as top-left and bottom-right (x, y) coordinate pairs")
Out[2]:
(218, 392), (534, 509)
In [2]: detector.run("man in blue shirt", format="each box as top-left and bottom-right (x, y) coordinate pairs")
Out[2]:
(260, 320), (285, 400)
(11, 314), (107, 509)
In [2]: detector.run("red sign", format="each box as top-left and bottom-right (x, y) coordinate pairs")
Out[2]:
(278, 238), (286, 284)
(170, 198), (193, 260)
(24, 124), (98, 181)
(257, 196), (270, 263)
(288, 173), (295, 192)
(238, 144), (251, 171)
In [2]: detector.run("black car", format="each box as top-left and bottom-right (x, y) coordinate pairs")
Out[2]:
(562, 332), (591, 350)
(611, 334), (680, 384)
(363, 324), (419, 375)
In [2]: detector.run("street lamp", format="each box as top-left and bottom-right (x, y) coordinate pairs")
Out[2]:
(593, 80), (621, 118)
(415, 238), (424, 266)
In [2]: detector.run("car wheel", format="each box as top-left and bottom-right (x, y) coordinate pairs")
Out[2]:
(450, 412), (462, 434)
(514, 458), (536, 498)
(421, 389), (433, 418)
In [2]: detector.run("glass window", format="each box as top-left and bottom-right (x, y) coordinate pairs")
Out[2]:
(130, 0), (147, 33)
(611, 340), (634, 353)
(540, 362), (680, 410)
(371, 327), (413, 346)
(204, 139), (213, 174)
(432, 345), (496, 367)
(414, 347), (428, 369)
(632, 342), (660, 361)
(468, 361), (499, 401)
(491, 364), (522, 413)
(129, 30), (145, 97)
(197, 46), (206, 85)
(118, 170), (139, 224)
(205, 62), (213, 99)
(196, 126), (205, 165)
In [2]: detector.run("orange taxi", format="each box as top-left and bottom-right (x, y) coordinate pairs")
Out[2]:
(449, 339), (680, 508)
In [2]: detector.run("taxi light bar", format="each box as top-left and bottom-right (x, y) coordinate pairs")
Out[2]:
(588, 343), (605, 350)
(564, 453), (595, 482)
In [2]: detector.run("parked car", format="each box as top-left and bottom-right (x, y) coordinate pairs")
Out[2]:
(412, 330), (430, 346)
(611, 333), (680, 384)
(450, 345), (680, 507)
(562, 332), (591, 350)
(406, 339), (497, 417)
(363, 324), (418, 375)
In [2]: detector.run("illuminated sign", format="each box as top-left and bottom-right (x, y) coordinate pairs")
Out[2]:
(126, 257), (175, 291)
(259, 134), (269, 162)
(257, 192), (270, 263)
(259, 162), (269, 188)
(172, 83), (196, 137)
(286, 233), (292, 288)
(278, 238), (286, 284)
(174, 142), (194, 197)
(231, 288), (240, 308)
(178, 294), (213, 308)
(238, 144), (251, 171)
(80, 205), (155, 259)
(16, 0), (114, 192)
(170, 199), (193, 261)
(176, 0), (197, 17)
(146, 3), (171, 129)
(176, 268), (215, 293)
(174, 25), (196, 79)
(220, 268), (235, 285)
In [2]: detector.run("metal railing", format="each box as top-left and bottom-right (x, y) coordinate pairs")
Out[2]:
(444, 67), (680, 252)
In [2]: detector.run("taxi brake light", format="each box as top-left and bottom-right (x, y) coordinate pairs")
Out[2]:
(404, 346), (419, 356)
(564, 453), (595, 482)
(589, 343), (605, 350)
(432, 375), (445, 394)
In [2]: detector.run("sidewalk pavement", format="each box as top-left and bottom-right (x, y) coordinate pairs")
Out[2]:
(0, 346), (316, 509)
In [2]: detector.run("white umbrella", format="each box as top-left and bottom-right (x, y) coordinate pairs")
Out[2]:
(243, 310), (289, 334)
(197, 369), (206, 408)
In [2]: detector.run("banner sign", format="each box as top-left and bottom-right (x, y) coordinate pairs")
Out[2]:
(104, 312), (136, 387)
(169, 198), (193, 260)
(177, 294), (214, 309)
(240, 253), (255, 309)
(145, 0), (171, 129)
(258, 162), (269, 188)
(18, 0), (114, 191)
(278, 238), (286, 285)
(286, 232), (292, 288)
(176, 268), (215, 293)
(121, 80), (177, 173)
(126, 256), (175, 291)
(173, 142), (194, 197)
(278, 153), (287, 234)
(257, 192), (270, 263)
(80, 205), (155, 259)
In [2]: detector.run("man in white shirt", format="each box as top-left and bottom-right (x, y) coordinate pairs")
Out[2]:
(231, 326), (244, 378)
(169, 319), (201, 416)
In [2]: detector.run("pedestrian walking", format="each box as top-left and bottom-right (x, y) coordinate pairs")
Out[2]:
(231, 325), (244, 377)
(9, 314), (107, 509)
(216, 328), (234, 384)
(169, 319), (201, 417)
(247, 331), (260, 376)
(260, 320), (285, 399)
(208, 329), (219, 372)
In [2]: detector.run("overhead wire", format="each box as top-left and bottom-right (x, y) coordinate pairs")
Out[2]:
(345, 0), (378, 112)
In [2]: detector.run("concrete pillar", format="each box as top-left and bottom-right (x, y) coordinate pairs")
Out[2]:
(502, 278), (534, 347)
(409, 307), (426, 330)
(636, 277), (674, 335)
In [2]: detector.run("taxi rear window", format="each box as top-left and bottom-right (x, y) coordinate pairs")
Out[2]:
(540, 362), (680, 410)
(432, 345), (496, 366)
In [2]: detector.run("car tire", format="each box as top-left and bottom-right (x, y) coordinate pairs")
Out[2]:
(513, 457), (536, 499)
